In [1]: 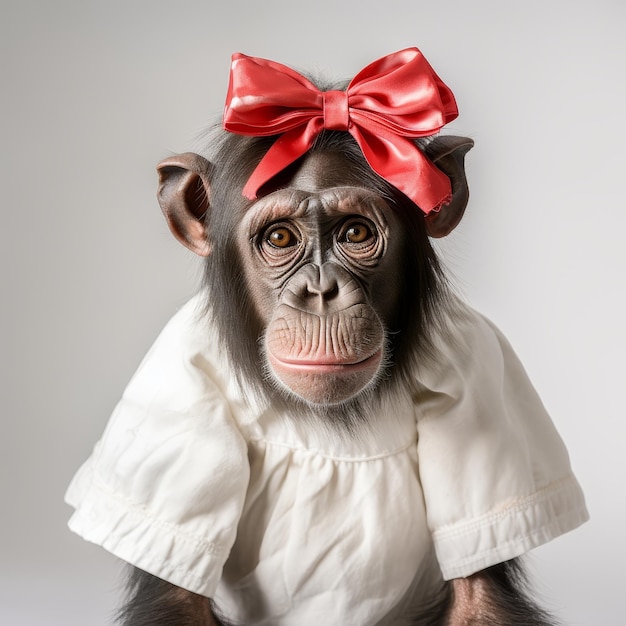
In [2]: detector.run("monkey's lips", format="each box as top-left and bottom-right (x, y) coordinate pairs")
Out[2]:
(267, 349), (383, 404)
(269, 350), (382, 373)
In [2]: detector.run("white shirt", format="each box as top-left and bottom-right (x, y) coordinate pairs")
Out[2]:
(65, 294), (588, 625)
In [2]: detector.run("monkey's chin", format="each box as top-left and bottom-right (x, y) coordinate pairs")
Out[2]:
(267, 349), (383, 406)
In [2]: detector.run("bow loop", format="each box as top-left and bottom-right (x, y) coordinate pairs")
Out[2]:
(225, 54), (322, 135)
(223, 48), (458, 214)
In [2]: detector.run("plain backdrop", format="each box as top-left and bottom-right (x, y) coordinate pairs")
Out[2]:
(2, 1), (624, 624)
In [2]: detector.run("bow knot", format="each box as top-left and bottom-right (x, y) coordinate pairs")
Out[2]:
(223, 48), (458, 214)
(323, 90), (350, 131)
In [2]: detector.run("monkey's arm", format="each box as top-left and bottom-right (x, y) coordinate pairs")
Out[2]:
(117, 567), (231, 626)
(445, 560), (557, 626)
(120, 561), (556, 626)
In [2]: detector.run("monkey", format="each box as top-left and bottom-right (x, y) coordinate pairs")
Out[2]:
(66, 49), (588, 625)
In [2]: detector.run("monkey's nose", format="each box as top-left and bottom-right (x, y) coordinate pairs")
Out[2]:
(305, 265), (339, 300)
(283, 263), (352, 314)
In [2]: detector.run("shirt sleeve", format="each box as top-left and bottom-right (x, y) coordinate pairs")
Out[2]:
(414, 303), (589, 580)
(65, 296), (251, 598)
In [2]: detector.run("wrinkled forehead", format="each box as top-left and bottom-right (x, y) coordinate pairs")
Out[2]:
(237, 151), (397, 237)
(282, 150), (379, 192)
(257, 186), (386, 214)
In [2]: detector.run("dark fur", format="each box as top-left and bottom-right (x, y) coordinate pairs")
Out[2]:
(460, 560), (558, 626)
(117, 567), (230, 625)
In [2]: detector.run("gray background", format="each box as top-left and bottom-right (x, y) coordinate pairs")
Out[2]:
(2, 1), (624, 624)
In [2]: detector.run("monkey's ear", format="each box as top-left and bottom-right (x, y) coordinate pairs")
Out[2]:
(423, 136), (474, 238)
(156, 152), (213, 257)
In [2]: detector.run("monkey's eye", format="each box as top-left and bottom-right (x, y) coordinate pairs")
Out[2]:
(259, 223), (302, 265)
(336, 218), (382, 265)
(338, 219), (376, 246)
(342, 223), (372, 244)
(265, 226), (298, 249)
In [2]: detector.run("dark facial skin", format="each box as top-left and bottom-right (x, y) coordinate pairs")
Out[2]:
(236, 153), (405, 404)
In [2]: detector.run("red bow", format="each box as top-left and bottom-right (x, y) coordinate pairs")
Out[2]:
(223, 48), (458, 214)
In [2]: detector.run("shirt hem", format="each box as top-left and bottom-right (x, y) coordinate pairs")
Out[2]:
(433, 473), (589, 580)
(66, 478), (229, 598)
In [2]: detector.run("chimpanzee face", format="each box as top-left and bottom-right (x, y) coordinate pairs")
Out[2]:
(234, 152), (406, 405)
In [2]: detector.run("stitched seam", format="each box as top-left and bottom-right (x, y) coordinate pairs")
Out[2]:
(432, 474), (578, 541)
(125, 553), (217, 588)
(90, 476), (228, 556)
(440, 506), (588, 573)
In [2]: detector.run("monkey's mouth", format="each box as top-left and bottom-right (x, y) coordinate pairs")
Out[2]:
(268, 349), (383, 374)
(267, 347), (384, 404)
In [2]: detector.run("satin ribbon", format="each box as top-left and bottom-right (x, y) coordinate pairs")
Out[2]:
(223, 48), (458, 214)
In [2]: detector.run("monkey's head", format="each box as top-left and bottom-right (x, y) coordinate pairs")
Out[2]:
(156, 129), (472, 414)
